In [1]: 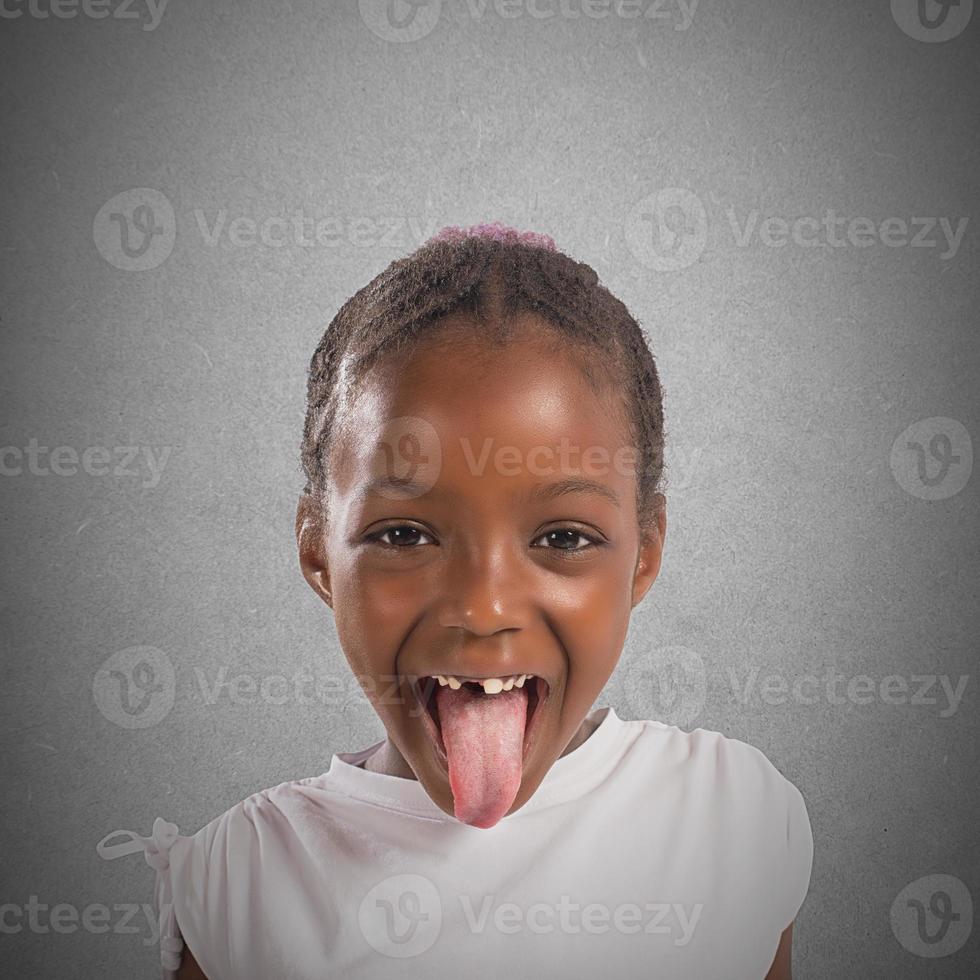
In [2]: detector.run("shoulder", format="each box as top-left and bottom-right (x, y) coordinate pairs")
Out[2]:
(627, 716), (807, 805)
(625, 718), (814, 923)
(176, 772), (335, 865)
(166, 774), (337, 976)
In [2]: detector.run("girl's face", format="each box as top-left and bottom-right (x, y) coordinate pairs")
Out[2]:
(297, 315), (666, 823)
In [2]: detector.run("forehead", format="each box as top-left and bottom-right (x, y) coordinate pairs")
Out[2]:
(329, 321), (637, 505)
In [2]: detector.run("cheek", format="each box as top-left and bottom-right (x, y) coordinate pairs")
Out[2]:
(551, 567), (634, 687)
(332, 560), (419, 665)
(552, 562), (633, 633)
(331, 569), (410, 720)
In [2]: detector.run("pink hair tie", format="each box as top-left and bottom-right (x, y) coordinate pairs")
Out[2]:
(429, 220), (556, 251)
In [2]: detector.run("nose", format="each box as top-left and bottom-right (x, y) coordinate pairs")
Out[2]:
(436, 541), (533, 636)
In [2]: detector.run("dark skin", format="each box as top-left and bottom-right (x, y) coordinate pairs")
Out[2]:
(300, 317), (664, 812)
(174, 314), (794, 978)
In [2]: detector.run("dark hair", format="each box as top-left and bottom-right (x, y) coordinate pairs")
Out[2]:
(301, 231), (666, 535)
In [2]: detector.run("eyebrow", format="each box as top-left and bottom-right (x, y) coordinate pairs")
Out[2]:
(525, 477), (621, 508)
(356, 475), (621, 508)
(355, 476), (438, 501)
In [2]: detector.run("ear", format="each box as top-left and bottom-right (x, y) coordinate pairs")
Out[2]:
(631, 494), (667, 608)
(295, 493), (333, 608)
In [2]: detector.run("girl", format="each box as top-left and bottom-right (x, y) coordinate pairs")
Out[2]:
(99, 222), (813, 979)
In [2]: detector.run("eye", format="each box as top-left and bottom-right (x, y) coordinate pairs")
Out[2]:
(364, 524), (604, 554)
(365, 524), (435, 549)
(531, 527), (603, 553)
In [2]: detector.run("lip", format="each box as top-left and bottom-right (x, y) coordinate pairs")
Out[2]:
(406, 673), (553, 774)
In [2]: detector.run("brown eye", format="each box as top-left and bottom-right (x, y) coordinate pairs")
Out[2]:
(532, 528), (602, 552)
(367, 525), (435, 548)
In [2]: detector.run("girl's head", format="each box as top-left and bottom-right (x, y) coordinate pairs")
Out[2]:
(296, 222), (667, 827)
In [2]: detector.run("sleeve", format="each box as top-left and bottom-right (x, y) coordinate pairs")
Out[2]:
(780, 776), (814, 931)
(96, 818), (186, 978)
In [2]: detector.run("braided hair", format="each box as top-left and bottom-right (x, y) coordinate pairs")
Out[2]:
(301, 222), (666, 536)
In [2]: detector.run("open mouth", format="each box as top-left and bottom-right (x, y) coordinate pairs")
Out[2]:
(407, 673), (551, 771)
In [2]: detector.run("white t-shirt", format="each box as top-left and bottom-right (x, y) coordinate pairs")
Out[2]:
(98, 705), (813, 979)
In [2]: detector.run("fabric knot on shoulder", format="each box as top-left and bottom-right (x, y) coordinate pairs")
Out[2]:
(143, 817), (180, 871)
(97, 817), (185, 979)
(97, 816), (180, 868)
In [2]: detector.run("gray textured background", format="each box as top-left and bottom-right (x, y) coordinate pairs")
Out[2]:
(1, 0), (978, 977)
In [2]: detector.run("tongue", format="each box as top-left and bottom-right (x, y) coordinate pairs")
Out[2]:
(435, 683), (528, 829)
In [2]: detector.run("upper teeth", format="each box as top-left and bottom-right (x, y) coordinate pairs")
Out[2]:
(431, 674), (533, 694)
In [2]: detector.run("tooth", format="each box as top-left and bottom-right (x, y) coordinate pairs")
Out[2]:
(436, 675), (448, 686)
(502, 676), (515, 691)
(515, 674), (526, 688)
(447, 676), (461, 690)
(481, 677), (504, 694)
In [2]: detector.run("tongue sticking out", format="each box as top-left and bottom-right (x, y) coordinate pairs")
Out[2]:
(435, 683), (528, 829)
